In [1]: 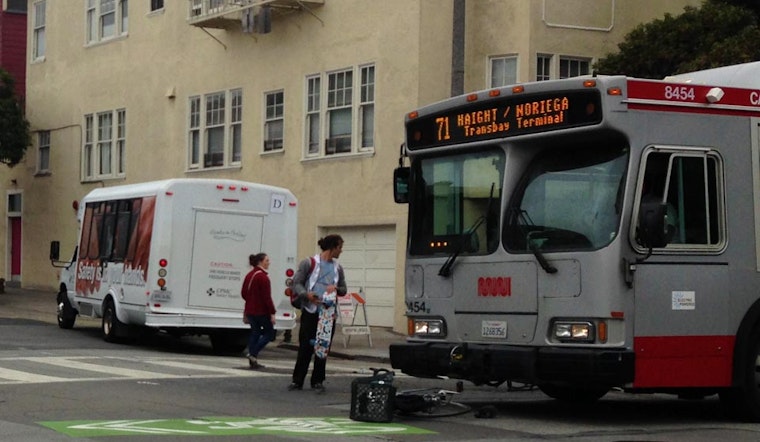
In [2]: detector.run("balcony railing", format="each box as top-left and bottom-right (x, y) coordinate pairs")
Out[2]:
(188, 0), (325, 30)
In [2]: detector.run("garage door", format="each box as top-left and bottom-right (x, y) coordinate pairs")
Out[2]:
(325, 226), (396, 327)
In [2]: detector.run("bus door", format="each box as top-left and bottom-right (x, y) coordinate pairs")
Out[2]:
(632, 147), (731, 388)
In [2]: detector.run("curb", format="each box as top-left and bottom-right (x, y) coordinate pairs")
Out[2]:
(276, 342), (390, 364)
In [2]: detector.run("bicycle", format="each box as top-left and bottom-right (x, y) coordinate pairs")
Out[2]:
(394, 387), (471, 418)
(350, 368), (471, 422)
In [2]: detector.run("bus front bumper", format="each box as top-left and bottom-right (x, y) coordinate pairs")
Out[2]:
(389, 341), (634, 386)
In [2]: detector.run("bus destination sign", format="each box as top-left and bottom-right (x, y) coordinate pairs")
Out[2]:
(406, 89), (603, 150)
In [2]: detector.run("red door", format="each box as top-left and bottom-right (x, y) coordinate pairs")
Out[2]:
(10, 217), (21, 280)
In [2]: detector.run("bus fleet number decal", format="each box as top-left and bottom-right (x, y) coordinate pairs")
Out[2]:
(406, 301), (429, 314)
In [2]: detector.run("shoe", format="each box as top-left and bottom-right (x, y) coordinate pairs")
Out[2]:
(248, 355), (263, 369)
(312, 383), (326, 394)
(287, 382), (302, 391)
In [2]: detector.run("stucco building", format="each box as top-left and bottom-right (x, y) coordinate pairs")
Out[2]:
(5, 0), (697, 331)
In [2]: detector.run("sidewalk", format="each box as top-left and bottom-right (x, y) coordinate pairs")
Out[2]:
(0, 286), (406, 364)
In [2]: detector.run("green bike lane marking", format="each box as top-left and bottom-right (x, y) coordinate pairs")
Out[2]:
(39, 416), (435, 437)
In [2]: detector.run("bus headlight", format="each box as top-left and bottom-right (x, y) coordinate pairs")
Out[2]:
(409, 318), (446, 337)
(553, 321), (594, 342)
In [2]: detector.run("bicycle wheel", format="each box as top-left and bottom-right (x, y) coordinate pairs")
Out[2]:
(395, 393), (471, 418)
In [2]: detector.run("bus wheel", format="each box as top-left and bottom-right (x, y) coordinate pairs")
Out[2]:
(56, 289), (76, 329)
(719, 327), (760, 422)
(102, 298), (126, 343)
(538, 383), (608, 402)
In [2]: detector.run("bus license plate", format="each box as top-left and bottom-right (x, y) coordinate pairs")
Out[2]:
(481, 320), (507, 338)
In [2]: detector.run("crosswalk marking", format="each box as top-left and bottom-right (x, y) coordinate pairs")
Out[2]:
(0, 355), (374, 385)
(0, 366), (64, 383)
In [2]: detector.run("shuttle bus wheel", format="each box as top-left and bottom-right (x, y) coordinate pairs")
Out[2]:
(56, 288), (76, 329)
(719, 326), (760, 422)
(102, 298), (126, 343)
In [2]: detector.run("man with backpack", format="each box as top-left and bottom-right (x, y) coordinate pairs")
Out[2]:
(287, 234), (347, 393)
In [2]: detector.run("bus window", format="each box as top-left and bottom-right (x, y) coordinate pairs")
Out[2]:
(636, 149), (724, 250)
(505, 145), (628, 252)
(409, 149), (504, 256)
(87, 203), (104, 260)
(125, 198), (143, 262)
(99, 202), (117, 260)
(112, 199), (133, 261)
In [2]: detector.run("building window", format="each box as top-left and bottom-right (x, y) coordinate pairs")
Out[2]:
(87, 0), (129, 44)
(489, 55), (517, 88)
(360, 65), (374, 149)
(305, 63), (375, 158)
(188, 88), (242, 169)
(38, 131), (51, 173)
(32, 1), (46, 60)
(306, 76), (320, 155)
(559, 57), (590, 79)
(83, 109), (126, 181)
(150, 0), (164, 12)
(264, 90), (284, 152)
(231, 89), (242, 162)
(7, 0), (28, 13)
(537, 54), (551, 81)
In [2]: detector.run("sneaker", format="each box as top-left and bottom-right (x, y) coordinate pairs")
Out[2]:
(312, 383), (326, 394)
(287, 382), (302, 391)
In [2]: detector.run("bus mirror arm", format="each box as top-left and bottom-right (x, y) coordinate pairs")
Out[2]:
(530, 243), (557, 274)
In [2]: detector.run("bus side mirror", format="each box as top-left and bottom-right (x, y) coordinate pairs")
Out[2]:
(637, 200), (671, 249)
(394, 167), (410, 204)
(50, 241), (60, 261)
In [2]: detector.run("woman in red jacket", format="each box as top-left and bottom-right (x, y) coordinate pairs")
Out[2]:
(241, 253), (275, 369)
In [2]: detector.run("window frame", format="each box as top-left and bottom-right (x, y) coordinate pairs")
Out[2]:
(632, 146), (727, 254)
(263, 90), (284, 152)
(86, 0), (129, 45)
(304, 63), (375, 158)
(32, 0), (46, 61)
(37, 130), (51, 174)
(187, 88), (243, 170)
(536, 54), (552, 81)
(82, 109), (127, 182)
(150, 0), (164, 12)
(559, 56), (591, 79)
(488, 55), (518, 88)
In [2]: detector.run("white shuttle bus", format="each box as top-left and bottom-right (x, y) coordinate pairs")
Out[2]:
(50, 178), (298, 353)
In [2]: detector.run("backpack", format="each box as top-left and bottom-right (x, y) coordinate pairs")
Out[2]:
(290, 257), (316, 309)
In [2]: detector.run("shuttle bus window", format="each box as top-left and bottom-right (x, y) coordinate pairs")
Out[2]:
(88, 203), (104, 260)
(112, 199), (133, 261)
(125, 198), (143, 262)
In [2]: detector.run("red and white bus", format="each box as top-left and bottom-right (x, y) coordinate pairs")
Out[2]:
(390, 62), (760, 420)
(50, 178), (298, 353)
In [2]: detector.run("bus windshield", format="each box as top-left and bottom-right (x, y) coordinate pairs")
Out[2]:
(409, 149), (504, 256)
(505, 145), (629, 252)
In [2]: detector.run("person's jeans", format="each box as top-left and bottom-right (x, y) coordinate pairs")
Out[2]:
(247, 314), (275, 358)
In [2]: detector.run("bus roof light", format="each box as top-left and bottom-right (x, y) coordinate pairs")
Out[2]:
(466, 93), (478, 102)
(607, 87), (623, 96)
(583, 80), (597, 88)
(408, 111), (419, 119)
(512, 85), (524, 94)
(489, 89), (501, 97)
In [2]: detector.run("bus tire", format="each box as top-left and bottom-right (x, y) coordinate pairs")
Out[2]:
(56, 287), (76, 330)
(538, 383), (608, 402)
(719, 326), (760, 422)
(102, 298), (126, 343)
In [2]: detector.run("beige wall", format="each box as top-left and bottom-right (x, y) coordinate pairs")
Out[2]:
(8, 0), (698, 332)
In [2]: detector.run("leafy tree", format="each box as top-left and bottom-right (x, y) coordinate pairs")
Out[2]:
(0, 68), (30, 167)
(594, 0), (760, 78)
